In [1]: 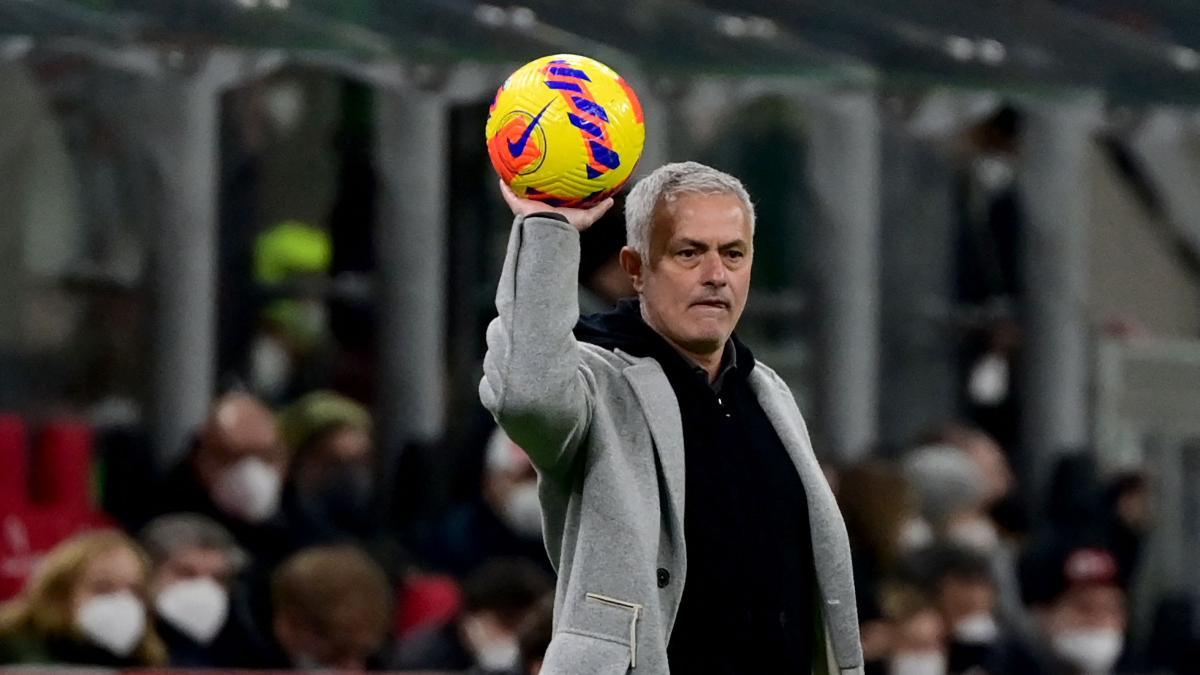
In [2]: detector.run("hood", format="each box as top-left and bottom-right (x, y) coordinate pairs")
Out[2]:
(573, 298), (754, 378)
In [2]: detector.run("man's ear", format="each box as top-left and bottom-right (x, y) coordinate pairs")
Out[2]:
(619, 246), (644, 293)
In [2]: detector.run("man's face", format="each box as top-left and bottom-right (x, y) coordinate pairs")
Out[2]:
(294, 427), (373, 494)
(195, 396), (286, 490)
(150, 547), (236, 597)
(622, 192), (752, 360)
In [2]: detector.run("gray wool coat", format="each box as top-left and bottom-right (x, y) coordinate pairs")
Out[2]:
(480, 215), (864, 674)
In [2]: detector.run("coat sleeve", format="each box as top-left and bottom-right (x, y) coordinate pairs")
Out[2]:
(479, 214), (595, 477)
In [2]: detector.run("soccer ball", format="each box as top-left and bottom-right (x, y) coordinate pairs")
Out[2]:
(486, 54), (645, 208)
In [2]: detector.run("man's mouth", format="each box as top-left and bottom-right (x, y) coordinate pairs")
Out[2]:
(692, 299), (730, 310)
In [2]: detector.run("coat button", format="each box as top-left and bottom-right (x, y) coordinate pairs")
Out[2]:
(656, 568), (670, 588)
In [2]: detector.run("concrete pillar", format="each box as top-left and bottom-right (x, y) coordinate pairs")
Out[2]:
(1016, 96), (1101, 497)
(374, 89), (450, 455)
(122, 50), (281, 468)
(803, 89), (882, 463)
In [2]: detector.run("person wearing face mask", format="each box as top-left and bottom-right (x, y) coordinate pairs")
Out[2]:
(0, 530), (166, 666)
(250, 220), (335, 403)
(277, 390), (377, 544)
(139, 513), (260, 667)
(903, 544), (1006, 674)
(410, 427), (554, 577)
(999, 545), (1130, 675)
(270, 545), (393, 670)
(392, 558), (552, 673)
(877, 587), (949, 675)
(151, 393), (293, 562)
(836, 460), (929, 670)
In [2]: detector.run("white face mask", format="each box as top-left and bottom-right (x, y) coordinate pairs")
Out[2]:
(1052, 628), (1124, 674)
(212, 457), (283, 523)
(953, 612), (999, 644)
(264, 80), (305, 135)
(898, 517), (935, 552)
(155, 577), (229, 645)
(968, 352), (1009, 406)
(948, 517), (1000, 553)
(250, 334), (291, 400)
(499, 482), (542, 539)
(462, 616), (520, 671)
(75, 590), (146, 657)
(889, 650), (947, 675)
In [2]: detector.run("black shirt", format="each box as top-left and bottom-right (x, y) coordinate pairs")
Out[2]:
(576, 299), (815, 673)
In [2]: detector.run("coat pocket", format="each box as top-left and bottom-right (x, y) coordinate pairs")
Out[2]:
(584, 592), (642, 669)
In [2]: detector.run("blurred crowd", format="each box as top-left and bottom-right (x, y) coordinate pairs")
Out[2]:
(832, 425), (1168, 675)
(0, 389), (1177, 675)
(0, 390), (556, 673)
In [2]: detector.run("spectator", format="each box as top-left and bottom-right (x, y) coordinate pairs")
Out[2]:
(392, 558), (552, 673)
(902, 444), (995, 552)
(139, 513), (254, 667)
(577, 194), (635, 314)
(904, 544), (1005, 674)
(411, 427), (551, 576)
(878, 584), (948, 675)
(250, 218), (334, 403)
(278, 389), (377, 544)
(0, 530), (166, 666)
(152, 392), (294, 562)
(836, 459), (927, 666)
(1101, 471), (1151, 589)
(922, 423), (1015, 511)
(271, 544), (393, 670)
(1006, 545), (1130, 675)
(516, 593), (554, 675)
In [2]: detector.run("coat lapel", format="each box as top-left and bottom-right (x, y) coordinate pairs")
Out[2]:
(749, 369), (861, 670)
(621, 358), (686, 539)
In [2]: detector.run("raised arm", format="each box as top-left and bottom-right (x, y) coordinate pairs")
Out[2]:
(479, 181), (614, 476)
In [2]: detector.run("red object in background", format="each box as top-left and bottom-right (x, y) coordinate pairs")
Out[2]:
(0, 415), (28, 512)
(0, 415), (111, 602)
(33, 419), (94, 513)
(395, 573), (462, 636)
(0, 508), (112, 600)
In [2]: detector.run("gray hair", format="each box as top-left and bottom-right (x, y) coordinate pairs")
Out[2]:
(623, 161), (756, 261)
(139, 513), (247, 570)
(901, 445), (985, 528)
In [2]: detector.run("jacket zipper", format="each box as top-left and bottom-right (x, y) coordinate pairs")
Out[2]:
(584, 592), (642, 669)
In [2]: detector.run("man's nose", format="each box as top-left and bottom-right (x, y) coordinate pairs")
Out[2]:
(700, 251), (727, 285)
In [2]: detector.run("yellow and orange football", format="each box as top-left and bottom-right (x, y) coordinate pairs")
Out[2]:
(486, 54), (646, 207)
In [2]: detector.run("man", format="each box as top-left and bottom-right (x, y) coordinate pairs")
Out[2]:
(140, 513), (252, 667)
(481, 162), (862, 673)
(152, 393), (293, 561)
(277, 390), (377, 544)
(1002, 545), (1129, 675)
(392, 558), (552, 673)
(271, 545), (393, 670)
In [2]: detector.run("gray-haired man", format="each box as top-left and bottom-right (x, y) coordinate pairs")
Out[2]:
(481, 161), (862, 673)
(140, 513), (248, 667)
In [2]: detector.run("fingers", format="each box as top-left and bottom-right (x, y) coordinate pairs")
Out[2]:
(499, 179), (523, 214)
(588, 197), (615, 219)
(575, 197), (615, 230)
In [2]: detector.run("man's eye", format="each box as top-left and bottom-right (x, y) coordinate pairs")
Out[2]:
(726, 250), (744, 259)
(677, 249), (697, 259)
